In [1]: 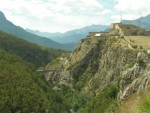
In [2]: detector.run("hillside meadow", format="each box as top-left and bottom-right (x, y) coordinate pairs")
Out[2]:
(125, 36), (150, 50)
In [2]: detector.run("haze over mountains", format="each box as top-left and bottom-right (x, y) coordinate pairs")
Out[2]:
(0, 11), (75, 51)
(26, 14), (150, 45)
(0, 10), (150, 51)
(26, 25), (108, 44)
(122, 14), (150, 30)
(1, 6), (150, 112)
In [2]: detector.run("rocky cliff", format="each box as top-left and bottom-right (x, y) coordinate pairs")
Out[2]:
(44, 35), (150, 112)
(118, 51), (150, 100)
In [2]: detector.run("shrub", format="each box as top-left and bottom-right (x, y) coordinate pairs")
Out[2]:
(131, 44), (137, 49)
(109, 37), (118, 43)
(120, 35), (124, 39)
(127, 63), (134, 68)
(130, 39), (135, 43)
(85, 40), (91, 45)
(139, 45), (143, 49)
(136, 58), (144, 64)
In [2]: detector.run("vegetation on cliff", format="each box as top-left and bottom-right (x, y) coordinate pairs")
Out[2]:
(0, 49), (69, 113)
(0, 31), (69, 112)
(46, 32), (150, 113)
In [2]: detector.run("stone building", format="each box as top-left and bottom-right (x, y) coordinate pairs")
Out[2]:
(87, 23), (126, 38)
(109, 23), (124, 36)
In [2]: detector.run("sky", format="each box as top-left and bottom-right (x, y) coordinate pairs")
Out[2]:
(0, 0), (150, 33)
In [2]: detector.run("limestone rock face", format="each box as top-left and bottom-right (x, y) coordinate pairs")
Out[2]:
(118, 52), (150, 100)
(147, 50), (150, 54)
(45, 35), (150, 102)
(110, 28), (120, 36)
(46, 37), (138, 94)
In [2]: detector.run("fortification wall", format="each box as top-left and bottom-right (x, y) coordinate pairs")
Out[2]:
(88, 32), (109, 38)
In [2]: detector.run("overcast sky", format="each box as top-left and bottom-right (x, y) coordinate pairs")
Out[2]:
(0, 0), (150, 33)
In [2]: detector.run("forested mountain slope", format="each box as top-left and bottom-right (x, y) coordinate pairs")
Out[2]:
(0, 49), (70, 113)
(0, 31), (64, 67)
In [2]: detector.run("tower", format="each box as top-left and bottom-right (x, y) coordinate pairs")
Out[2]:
(120, 12), (122, 23)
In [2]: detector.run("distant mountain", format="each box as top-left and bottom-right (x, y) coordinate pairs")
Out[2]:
(0, 11), (73, 51)
(26, 24), (109, 44)
(26, 29), (62, 39)
(122, 14), (150, 30)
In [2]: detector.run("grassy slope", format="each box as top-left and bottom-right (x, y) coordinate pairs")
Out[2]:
(117, 86), (150, 113)
(125, 36), (150, 50)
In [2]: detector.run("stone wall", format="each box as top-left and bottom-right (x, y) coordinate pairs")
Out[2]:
(110, 23), (124, 36)
(88, 32), (109, 38)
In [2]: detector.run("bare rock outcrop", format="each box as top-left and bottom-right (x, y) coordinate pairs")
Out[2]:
(118, 52), (150, 100)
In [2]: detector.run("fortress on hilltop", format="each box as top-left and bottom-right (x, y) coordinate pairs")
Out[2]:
(87, 23), (150, 38)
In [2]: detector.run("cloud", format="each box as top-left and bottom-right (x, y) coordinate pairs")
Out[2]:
(115, 0), (150, 20)
(0, 0), (108, 32)
(0, 0), (149, 32)
(101, 9), (112, 15)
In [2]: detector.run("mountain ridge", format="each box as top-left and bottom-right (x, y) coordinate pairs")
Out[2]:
(0, 11), (6, 21)
(122, 14), (150, 30)
(26, 24), (109, 44)
(0, 11), (74, 51)
(26, 13), (150, 45)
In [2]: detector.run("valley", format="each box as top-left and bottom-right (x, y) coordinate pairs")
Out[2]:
(0, 8), (150, 113)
